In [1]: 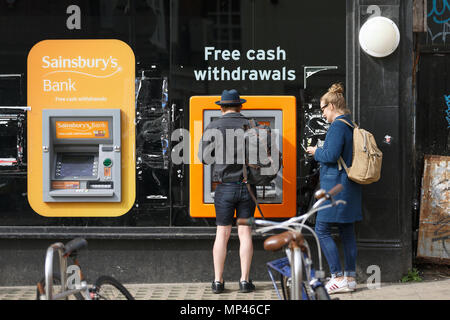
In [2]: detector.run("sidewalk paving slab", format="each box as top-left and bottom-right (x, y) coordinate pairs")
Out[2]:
(0, 279), (449, 300)
(335, 279), (450, 300)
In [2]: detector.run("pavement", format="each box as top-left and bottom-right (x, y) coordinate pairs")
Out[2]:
(0, 278), (449, 300)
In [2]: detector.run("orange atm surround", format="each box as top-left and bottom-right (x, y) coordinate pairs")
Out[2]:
(190, 96), (297, 218)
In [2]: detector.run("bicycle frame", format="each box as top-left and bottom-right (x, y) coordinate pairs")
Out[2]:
(42, 242), (90, 300)
(289, 243), (303, 300)
(256, 198), (346, 272)
(242, 185), (346, 300)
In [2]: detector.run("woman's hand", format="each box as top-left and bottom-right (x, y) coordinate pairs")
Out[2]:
(306, 146), (317, 156)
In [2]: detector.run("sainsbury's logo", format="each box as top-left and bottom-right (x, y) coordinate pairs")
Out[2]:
(42, 55), (119, 71)
(42, 55), (122, 78)
(56, 121), (107, 131)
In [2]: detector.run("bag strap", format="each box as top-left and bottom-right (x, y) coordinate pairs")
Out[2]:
(338, 157), (350, 173)
(241, 116), (264, 218)
(242, 164), (265, 219)
(338, 118), (368, 152)
(336, 118), (356, 172)
(337, 118), (358, 128)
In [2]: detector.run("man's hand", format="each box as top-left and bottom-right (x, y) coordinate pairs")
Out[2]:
(306, 146), (317, 156)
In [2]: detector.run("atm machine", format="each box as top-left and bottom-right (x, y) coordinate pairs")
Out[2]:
(189, 96), (297, 219)
(42, 109), (121, 202)
(202, 109), (283, 204)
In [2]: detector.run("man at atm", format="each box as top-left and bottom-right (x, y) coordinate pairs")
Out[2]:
(198, 89), (257, 294)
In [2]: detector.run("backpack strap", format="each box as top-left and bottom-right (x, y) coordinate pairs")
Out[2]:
(338, 118), (368, 152)
(336, 118), (356, 172)
(338, 157), (350, 174)
(337, 118), (358, 128)
(242, 165), (265, 219)
(242, 116), (265, 219)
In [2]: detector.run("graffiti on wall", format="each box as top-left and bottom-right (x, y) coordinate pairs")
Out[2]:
(427, 0), (450, 43)
(445, 94), (450, 129)
(417, 155), (450, 263)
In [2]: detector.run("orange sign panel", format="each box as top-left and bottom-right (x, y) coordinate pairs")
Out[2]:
(27, 39), (135, 217)
(55, 121), (110, 139)
(189, 95), (297, 219)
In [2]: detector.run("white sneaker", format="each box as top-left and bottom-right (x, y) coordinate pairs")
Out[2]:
(326, 277), (353, 294)
(346, 277), (356, 292)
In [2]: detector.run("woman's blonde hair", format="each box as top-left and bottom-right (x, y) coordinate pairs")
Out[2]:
(321, 82), (351, 114)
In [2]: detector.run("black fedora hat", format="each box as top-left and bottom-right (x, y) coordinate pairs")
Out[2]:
(215, 89), (246, 106)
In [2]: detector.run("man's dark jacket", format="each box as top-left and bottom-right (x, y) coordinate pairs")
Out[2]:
(198, 112), (251, 183)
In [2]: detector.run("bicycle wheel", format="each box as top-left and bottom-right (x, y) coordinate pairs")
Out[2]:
(280, 275), (290, 300)
(314, 285), (331, 300)
(35, 273), (84, 300)
(303, 282), (315, 300)
(93, 275), (134, 300)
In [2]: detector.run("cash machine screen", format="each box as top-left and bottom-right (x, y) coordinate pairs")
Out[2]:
(209, 116), (275, 192)
(204, 110), (283, 204)
(57, 154), (97, 178)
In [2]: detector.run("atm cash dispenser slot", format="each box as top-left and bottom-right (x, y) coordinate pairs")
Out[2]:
(42, 109), (121, 202)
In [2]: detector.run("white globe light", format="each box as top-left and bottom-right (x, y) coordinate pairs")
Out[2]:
(359, 16), (400, 58)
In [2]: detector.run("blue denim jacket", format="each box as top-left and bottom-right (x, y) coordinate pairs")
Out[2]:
(314, 114), (362, 223)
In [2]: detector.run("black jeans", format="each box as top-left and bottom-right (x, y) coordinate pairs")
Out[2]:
(213, 183), (256, 226)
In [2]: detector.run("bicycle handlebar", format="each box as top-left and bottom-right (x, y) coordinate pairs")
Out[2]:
(327, 184), (343, 197)
(239, 184), (344, 234)
(237, 184), (346, 285)
(63, 238), (88, 258)
(238, 184), (344, 230)
(314, 184), (343, 200)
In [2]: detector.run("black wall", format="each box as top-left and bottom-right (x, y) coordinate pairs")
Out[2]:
(346, 0), (414, 281)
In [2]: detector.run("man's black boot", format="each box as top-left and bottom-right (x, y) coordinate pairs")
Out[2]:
(239, 280), (255, 293)
(211, 280), (225, 294)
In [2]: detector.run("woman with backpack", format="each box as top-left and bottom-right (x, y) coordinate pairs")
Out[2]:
(306, 83), (362, 294)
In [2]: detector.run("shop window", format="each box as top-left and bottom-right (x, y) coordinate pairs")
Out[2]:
(207, 0), (241, 50)
(146, 0), (167, 50)
(0, 0), (346, 228)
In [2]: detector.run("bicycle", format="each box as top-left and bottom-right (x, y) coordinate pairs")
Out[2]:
(36, 238), (134, 300)
(238, 184), (346, 300)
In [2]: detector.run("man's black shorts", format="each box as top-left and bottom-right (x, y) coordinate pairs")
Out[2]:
(213, 183), (257, 226)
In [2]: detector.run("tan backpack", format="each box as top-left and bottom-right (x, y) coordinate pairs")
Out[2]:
(337, 119), (383, 185)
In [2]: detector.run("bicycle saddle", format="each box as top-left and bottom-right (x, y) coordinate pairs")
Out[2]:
(264, 231), (305, 252)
